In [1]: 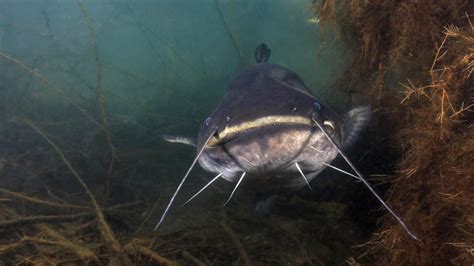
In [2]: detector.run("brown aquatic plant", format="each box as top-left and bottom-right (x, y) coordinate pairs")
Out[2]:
(314, 0), (473, 264)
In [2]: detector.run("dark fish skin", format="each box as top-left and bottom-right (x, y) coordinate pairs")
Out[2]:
(197, 63), (341, 147)
(196, 63), (365, 193)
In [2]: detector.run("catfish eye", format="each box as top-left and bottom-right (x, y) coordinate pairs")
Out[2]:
(314, 102), (321, 111)
(323, 120), (335, 134)
(205, 117), (212, 126)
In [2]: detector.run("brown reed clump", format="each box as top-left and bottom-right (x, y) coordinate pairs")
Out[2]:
(314, 0), (473, 264)
(314, 0), (471, 100)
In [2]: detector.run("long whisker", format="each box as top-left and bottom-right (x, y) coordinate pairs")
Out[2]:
(180, 173), (222, 207)
(154, 130), (216, 230)
(223, 172), (246, 206)
(312, 117), (419, 241)
(295, 162), (312, 190)
(322, 162), (360, 180)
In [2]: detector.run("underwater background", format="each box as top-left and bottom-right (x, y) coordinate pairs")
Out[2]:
(0, 1), (369, 264)
(1, 0), (472, 265)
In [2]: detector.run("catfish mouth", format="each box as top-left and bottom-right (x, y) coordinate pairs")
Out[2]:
(207, 115), (314, 147)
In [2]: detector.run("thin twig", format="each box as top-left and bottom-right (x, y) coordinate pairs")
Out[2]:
(220, 222), (251, 266)
(107, 201), (143, 211)
(124, 241), (177, 266)
(135, 198), (161, 233)
(0, 188), (88, 210)
(181, 251), (206, 266)
(0, 212), (94, 228)
(0, 241), (29, 255)
(77, 0), (117, 203)
(214, 0), (244, 68)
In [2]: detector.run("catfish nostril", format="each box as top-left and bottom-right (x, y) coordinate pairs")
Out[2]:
(205, 117), (212, 126)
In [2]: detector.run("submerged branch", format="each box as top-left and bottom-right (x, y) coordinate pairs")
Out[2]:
(77, 0), (117, 203)
(214, 0), (244, 68)
(221, 222), (251, 266)
(0, 188), (88, 210)
(0, 212), (94, 229)
(124, 241), (178, 266)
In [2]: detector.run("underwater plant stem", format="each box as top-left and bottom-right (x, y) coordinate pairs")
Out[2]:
(181, 251), (206, 266)
(135, 199), (161, 233)
(0, 188), (88, 210)
(19, 118), (123, 252)
(0, 240), (28, 255)
(312, 118), (419, 241)
(430, 34), (448, 73)
(77, 0), (117, 204)
(0, 212), (94, 228)
(214, 0), (244, 68)
(221, 222), (251, 266)
(0, 201), (140, 230)
(124, 242), (177, 266)
(107, 200), (144, 211)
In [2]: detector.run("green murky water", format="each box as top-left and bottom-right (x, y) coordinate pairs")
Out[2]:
(0, 1), (379, 264)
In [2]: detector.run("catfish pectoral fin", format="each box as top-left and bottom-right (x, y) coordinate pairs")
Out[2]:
(161, 135), (197, 147)
(342, 106), (371, 149)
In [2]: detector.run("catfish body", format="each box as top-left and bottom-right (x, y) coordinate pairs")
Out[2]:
(196, 63), (369, 192)
(155, 44), (418, 241)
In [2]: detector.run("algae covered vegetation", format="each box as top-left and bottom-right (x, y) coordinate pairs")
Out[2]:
(314, 0), (474, 264)
(0, 0), (377, 264)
